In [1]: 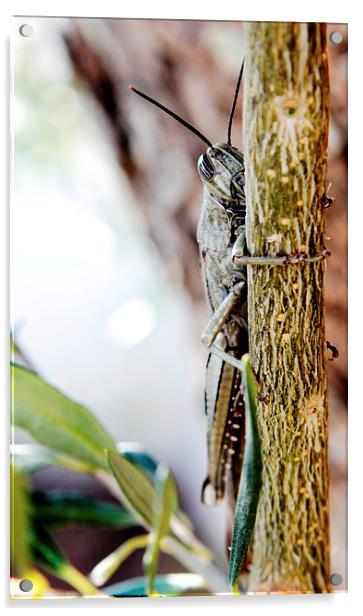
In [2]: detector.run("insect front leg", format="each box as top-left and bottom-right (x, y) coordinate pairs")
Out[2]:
(201, 280), (246, 348)
(231, 228), (329, 266)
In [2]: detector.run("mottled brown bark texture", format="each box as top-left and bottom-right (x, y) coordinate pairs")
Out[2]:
(243, 23), (331, 593)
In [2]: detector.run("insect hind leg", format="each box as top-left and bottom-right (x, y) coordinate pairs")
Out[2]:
(202, 347), (245, 507)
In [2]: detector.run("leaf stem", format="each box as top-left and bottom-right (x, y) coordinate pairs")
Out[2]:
(90, 535), (150, 587)
(58, 564), (99, 596)
(161, 536), (230, 594)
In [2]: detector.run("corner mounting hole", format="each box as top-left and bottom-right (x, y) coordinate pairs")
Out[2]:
(19, 24), (33, 38)
(19, 578), (33, 592)
(330, 573), (343, 586)
(330, 31), (343, 45)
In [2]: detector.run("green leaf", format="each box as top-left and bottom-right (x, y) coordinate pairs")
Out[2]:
(107, 451), (155, 529)
(10, 333), (18, 356)
(116, 444), (194, 529)
(117, 443), (158, 479)
(106, 451), (213, 562)
(153, 464), (178, 537)
(143, 464), (178, 594)
(103, 573), (206, 597)
(11, 443), (96, 474)
(228, 354), (262, 587)
(30, 525), (67, 573)
(11, 363), (117, 471)
(31, 490), (135, 529)
(11, 466), (31, 577)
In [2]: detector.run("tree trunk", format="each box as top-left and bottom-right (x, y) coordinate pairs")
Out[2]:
(243, 23), (331, 593)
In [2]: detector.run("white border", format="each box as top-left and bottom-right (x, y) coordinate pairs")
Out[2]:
(3, 1), (351, 22)
(1, 1), (360, 614)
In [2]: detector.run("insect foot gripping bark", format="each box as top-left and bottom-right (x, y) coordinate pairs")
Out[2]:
(242, 23), (331, 593)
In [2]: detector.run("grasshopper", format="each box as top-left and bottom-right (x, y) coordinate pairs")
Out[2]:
(130, 61), (327, 510)
(130, 62), (249, 509)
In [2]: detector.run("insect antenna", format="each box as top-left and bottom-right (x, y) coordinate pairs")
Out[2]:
(226, 59), (244, 146)
(129, 86), (213, 148)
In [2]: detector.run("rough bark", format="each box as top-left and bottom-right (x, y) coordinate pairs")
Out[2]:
(243, 23), (330, 593)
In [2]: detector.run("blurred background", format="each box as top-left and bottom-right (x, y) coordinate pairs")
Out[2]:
(11, 18), (347, 588)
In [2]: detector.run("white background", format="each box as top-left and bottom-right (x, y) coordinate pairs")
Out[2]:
(1, 1), (359, 614)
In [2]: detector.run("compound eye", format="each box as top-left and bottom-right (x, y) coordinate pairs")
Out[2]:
(198, 153), (215, 181)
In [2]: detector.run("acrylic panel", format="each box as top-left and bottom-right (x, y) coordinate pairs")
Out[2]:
(10, 17), (347, 598)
